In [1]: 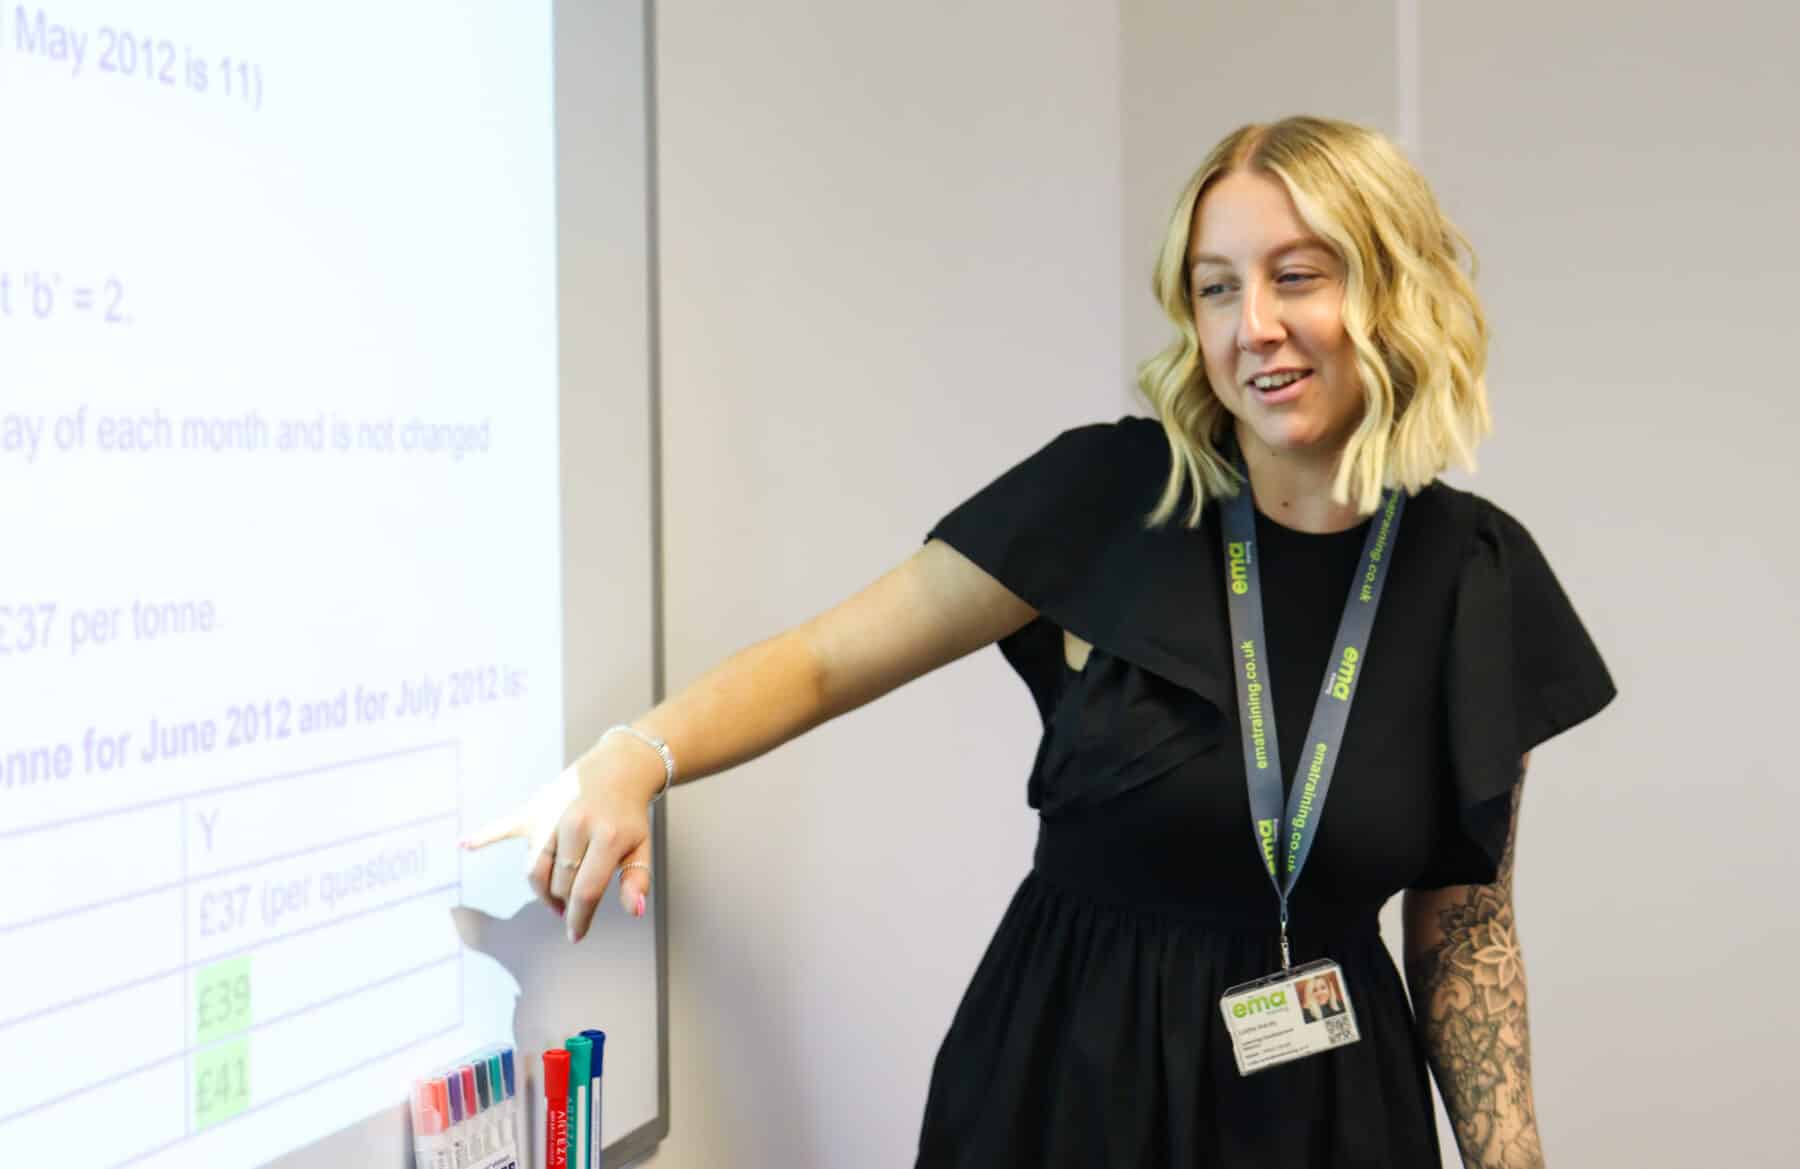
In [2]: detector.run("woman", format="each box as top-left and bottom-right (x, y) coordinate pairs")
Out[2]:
(465, 115), (1615, 1167)
(1302, 973), (1346, 1024)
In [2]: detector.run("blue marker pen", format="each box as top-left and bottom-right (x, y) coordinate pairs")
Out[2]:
(579, 1031), (607, 1169)
(497, 1047), (519, 1156)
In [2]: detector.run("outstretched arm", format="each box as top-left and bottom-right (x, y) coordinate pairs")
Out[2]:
(1403, 753), (1544, 1169)
(464, 538), (1037, 940)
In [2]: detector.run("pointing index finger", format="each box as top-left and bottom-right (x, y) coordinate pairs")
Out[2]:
(459, 809), (526, 850)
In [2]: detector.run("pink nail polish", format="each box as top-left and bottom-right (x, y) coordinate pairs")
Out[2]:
(634, 892), (646, 918)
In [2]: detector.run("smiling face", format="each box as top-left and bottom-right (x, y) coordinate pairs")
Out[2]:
(1307, 976), (1334, 1008)
(1187, 169), (1365, 466)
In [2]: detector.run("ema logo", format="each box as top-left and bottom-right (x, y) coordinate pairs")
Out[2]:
(1231, 989), (1288, 1018)
(1227, 542), (1250, 595)
(1329, 646), (1360, 700)
(1258, 818), (1278, 875)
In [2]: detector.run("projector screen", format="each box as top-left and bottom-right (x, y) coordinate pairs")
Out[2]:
(0, 2), (666, 1166)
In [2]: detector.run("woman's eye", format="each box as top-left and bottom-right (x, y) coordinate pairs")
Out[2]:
(1195, 273), (1316, 300)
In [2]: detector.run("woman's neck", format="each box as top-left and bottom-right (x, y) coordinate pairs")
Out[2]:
(1234, 422), (1362, 535)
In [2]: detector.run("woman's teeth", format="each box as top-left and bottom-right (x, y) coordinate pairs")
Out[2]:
(1252, 370), (1310, 391)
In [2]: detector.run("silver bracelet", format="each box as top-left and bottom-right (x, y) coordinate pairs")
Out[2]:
(601, 724), (675, 802)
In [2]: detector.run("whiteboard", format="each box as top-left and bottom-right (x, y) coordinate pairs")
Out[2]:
(0, 0), (667, 1166)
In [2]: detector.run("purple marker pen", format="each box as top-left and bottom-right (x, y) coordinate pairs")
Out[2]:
(445, 1068), (468, 1168)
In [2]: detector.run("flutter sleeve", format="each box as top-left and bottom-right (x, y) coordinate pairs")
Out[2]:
(923, 420), (1139, 723)
(1417, 500), (1619, 888)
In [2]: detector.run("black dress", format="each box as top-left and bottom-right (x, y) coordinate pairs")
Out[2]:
(913, 416), (1616, 1168)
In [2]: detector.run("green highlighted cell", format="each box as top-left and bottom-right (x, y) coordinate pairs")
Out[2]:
(194, 957), (253, 1044)
(194, 1039), (251, 1129)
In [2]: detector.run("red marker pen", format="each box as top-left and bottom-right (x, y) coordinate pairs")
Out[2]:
(543, 1048), (571, 1169)
(458, 1066), (482, 1159)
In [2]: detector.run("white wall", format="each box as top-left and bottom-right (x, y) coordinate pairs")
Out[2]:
(644, 0), (1797, 1165)
(1122, 2), (1799, 1167)
(651, 3), (1124, 1166)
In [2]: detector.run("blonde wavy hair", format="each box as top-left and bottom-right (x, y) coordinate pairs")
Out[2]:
(1136, 115), (1492, 528)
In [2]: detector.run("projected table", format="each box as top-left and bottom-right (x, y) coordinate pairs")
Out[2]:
(0, 743), (465, 1168)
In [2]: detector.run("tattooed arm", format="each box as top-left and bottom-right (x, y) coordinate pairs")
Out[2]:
(1403, 753), (1544, 1169)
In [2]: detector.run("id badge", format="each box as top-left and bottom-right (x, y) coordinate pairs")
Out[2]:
(1218, 959), (1360, 1076)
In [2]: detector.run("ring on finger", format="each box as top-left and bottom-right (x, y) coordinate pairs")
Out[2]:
(618, 862), (651, 879)
(556, 854), (585, 871)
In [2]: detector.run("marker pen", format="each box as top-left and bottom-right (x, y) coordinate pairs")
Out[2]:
(432, 1078), (455, 1169)
(458, 1065), (483, 1160)
(579, 1030), (607, 1169)
(408, 1078), (432, 1169)
(445, 1070), (469, 1169)
(438, 1079), (459, 1169)
(500, 1047), (520, 1159)
(412, 1078), (449, 1169)
(486, 1051), (512, 1152)
(437, 1078), (458, 1169)
(473, 1060), (495, 1157)
(564, 1036), (593, 1169)
(543, 1049), (570, 1169)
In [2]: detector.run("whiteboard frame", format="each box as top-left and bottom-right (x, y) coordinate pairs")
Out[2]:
(555, 0), (670, 1163)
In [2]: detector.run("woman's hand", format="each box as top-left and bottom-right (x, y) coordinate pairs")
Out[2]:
(460, 739), (662, 943)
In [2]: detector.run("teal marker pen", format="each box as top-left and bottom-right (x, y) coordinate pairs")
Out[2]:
(564, 1036), (593, 1169)
(483, 1050), (511, 1154)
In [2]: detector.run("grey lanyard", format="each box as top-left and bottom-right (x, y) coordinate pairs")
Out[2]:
(1220, 452), (1405, 968)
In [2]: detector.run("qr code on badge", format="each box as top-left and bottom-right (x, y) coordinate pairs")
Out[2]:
(1325, 1016), (1354, 1045)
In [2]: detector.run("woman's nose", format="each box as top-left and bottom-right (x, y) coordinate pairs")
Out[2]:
(1236, 280), (1285, 351)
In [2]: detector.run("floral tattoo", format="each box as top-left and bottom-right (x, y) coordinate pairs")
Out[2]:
(1406, 756), (1545, 1169)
